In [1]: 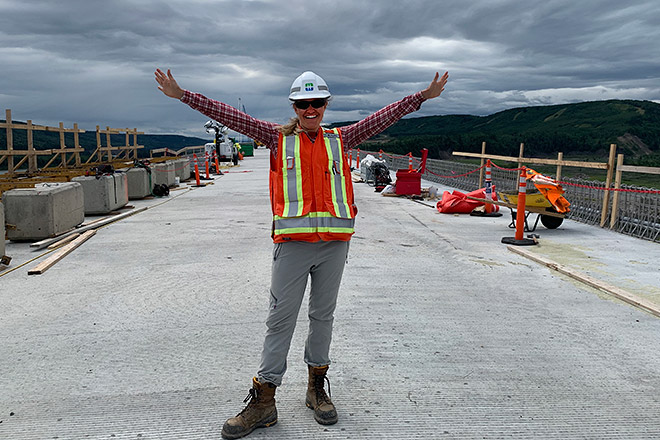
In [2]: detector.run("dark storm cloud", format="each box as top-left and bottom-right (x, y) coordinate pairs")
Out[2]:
(1, 0), (659, 139)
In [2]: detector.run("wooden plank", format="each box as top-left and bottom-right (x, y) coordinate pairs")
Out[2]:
(619, 165), (660, 175)
(47, 232), (80, 250)
(507, 246), (660, 318)
(30, 206), (148, 249)
(28, 230), (96, 275)
(452, 151), (610, 170)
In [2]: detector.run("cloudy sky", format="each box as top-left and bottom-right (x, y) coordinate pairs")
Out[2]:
(1, 0), (659, 140)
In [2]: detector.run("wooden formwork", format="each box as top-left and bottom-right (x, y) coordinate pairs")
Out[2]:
(1, 109), (151, 199)
(2, 109), (145, 177)
(85, 126), (144, 164)
(0, 109), (84, 175)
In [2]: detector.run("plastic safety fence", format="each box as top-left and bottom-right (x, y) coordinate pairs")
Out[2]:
(352, 148), (660, 244)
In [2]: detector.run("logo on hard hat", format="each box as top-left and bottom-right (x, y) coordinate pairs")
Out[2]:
(304, 82), (314, 91)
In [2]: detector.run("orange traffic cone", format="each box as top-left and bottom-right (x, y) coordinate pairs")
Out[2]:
(502, 167), (536, 245)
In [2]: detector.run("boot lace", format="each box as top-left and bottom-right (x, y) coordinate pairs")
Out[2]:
(313, 374), (332, 404)
(236, 388), (259, 416)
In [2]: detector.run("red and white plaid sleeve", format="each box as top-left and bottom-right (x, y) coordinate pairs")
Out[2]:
(340, 91), (426, 149)
(181, 90), (280, 150)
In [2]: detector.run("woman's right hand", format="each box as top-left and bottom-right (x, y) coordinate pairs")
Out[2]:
(155, 68), (184, 99)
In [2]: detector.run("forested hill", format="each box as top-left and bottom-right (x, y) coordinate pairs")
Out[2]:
(331, 99), (660, 166)
(0, 129), (208, 156)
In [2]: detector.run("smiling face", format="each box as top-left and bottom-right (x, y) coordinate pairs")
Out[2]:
(292, 99), (328, 134)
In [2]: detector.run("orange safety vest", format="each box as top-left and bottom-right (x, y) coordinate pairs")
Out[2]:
(269, 128), (356, 243)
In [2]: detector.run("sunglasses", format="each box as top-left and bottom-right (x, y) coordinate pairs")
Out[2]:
(293, 99), (327, 110)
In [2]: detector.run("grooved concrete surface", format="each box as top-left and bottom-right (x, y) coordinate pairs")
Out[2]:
(1, 149), (659, 440)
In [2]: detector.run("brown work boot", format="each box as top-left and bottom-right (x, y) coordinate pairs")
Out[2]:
(305, 365), (338, 425)
(221, 377), (278, 439)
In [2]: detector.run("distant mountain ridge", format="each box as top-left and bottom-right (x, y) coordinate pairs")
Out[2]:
(0, 128), (207, 155)
(3, 99), (660, 167)
(331, 99), (660, 165)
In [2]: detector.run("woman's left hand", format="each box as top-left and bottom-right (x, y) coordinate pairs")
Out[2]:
(421, 71), (449, 100)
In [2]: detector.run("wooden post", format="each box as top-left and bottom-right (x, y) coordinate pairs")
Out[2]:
(133, 129), (139, 160)
(96, 125), (102, 162)
(73, 123), (81, 166)
(59, 122), (67, 167)
(85, 125), (101, 164)
(556, 152), (563, 182)
(124, 130), (130, 160)
(600, 143), (617, 227)
(518, 142), (525, 170)
(609, 153), (624, 230)
(27, 120), (37, 172)
(479, 141), (486, 186)
(6, 109), (14, 174)
(106, 126), (112, 161)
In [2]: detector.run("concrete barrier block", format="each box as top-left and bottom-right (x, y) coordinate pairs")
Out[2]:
(1, 201), (5, 257)
(3, 182), (85, 241)
(153, 161), (176, 187)
(72, 173), (129, 214)
(124, 167), (152, 199)
(175, 158), (191, 181)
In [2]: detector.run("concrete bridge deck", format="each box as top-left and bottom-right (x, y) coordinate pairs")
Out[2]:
(1, 149), (659, 439)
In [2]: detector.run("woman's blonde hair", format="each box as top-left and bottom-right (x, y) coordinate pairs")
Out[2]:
(278, 117), (302, 136)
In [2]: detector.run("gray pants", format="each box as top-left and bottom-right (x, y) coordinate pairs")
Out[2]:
(257, 240), (349, 386)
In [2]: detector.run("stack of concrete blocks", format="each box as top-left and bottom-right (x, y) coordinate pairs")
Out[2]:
(175, 158), (191, 182)
(152, 161), (176, 187)
(123, 167), (152, 199)
(1, 201), (5, 258)
(3, 182), (85, 241)
(72, 173), (129, 215)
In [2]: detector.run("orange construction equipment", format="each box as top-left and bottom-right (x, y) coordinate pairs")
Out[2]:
(497, 167), (569, 231)
(525, 168), (570, 214)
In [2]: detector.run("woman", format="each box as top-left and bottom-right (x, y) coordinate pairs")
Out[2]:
(155, 68), (448, 439)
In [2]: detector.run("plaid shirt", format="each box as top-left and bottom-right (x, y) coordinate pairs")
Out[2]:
(181, 90), (426, 155)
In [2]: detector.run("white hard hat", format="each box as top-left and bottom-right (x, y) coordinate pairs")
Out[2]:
(288, 71), (331, 101)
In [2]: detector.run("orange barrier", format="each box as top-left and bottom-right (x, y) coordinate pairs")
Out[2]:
(205, 152), (210, 179)
(193, 153), (201, 186)
(501, 167), (537, 246)
(436, 187), (499, 214)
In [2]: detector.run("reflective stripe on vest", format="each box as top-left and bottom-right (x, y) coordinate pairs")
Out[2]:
(281, 135), (303, 217)
(324, 130), (351, 218)
(274, 212), (355, 235)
